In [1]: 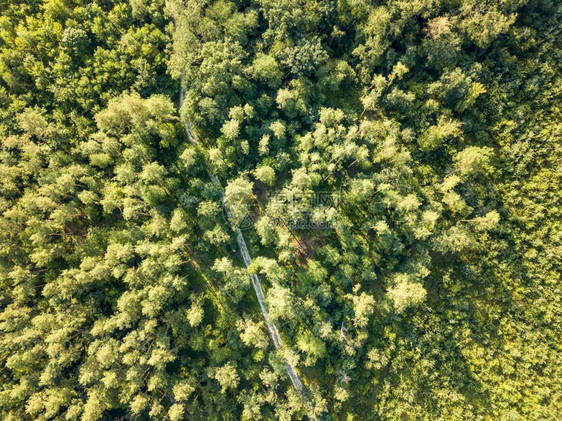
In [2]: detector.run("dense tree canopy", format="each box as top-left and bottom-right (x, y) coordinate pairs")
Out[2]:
(0, 0), (560, 419)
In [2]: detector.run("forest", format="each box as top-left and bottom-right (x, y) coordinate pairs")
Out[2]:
(0, 0), (560, 419)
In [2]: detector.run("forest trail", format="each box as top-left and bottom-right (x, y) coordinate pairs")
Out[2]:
(178, 75), (306, 397)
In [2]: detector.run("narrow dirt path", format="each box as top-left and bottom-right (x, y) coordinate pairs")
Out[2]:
(179, 75), (306, 397)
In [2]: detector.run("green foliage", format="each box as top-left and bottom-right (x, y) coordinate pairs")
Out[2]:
(224, 176), (254, 228)
(0, 0), (561, 419)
